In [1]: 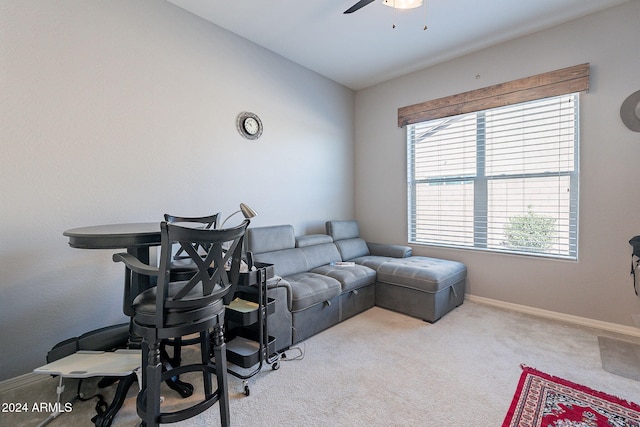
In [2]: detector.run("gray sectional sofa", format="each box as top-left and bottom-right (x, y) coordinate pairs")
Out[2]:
(246, 220), (467, 352)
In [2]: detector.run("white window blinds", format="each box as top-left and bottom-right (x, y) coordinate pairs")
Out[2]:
(407, 93), (579, 259)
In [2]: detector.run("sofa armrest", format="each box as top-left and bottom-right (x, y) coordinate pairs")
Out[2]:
(267, 276), (292, 311)
(264, 276), (293, 351)
(367, 242), (412, 258)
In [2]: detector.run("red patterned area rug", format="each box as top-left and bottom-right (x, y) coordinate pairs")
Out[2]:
(502, 366), (640, 427)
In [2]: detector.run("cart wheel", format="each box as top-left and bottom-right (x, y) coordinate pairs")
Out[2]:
(244, 384), (250, 396)
(271, 361), (280, 370)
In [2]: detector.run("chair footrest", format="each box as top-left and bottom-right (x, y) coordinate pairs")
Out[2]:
(34, 350), (140, 378)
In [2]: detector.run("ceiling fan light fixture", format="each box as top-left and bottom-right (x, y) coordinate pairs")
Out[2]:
(382, 0), (423, 9)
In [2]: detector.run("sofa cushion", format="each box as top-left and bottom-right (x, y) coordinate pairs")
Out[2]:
(311, 264), (376, 292)
(326, 220), (371, 260)
(376, 256), (467, 293)
(284, 272), (341, 312)
(247, 225), (295, 254)
(367, 242), (412, 258)
(296, 234), (333, 247)
(351, 255), (397, 270)
(300, 243), (342, 270)
(326, 220), (360, 240)
(297, 232), (375, 292)
(253, 248), (308, 277)
(334, 238), (370, 261)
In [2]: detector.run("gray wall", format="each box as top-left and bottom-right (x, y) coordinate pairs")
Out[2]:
(3, 0), (639, 381)
(0, 0), (354, 380)
(354, 1), (640, 327)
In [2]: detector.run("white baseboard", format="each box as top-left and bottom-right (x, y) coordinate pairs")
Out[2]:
(466, 294), (640, 338)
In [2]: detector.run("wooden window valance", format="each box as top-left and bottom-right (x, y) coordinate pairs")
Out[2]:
(397, 63), (590, 127)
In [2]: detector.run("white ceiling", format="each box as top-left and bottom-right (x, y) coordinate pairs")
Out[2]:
(166, 0), (630, 90)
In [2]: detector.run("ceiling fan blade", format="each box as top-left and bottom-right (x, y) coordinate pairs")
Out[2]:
(344, 0), (376, 14)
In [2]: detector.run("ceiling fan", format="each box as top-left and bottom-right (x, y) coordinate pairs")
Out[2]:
(343, 0), (423, 14)
(343, 0), (375, 14)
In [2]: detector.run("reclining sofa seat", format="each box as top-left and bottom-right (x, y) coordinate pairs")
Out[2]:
(326, 220), (467, 323)
(246, 225), (377, 344)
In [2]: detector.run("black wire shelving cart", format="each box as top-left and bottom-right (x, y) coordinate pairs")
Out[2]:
(224, 262), (281, 396)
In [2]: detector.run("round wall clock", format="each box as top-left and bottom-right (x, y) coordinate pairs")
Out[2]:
(620, 89), (640, 132)
(236, 111), (263, 140)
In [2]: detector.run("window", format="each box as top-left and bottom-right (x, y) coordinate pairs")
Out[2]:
(407, 94), (579, 259)
(401, 66), (588, 259)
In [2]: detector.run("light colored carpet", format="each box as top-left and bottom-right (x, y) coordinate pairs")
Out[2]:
(2, 301), (639, 427)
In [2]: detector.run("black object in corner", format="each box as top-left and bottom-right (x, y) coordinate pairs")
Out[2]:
(629, 236), (640, 296)
(46, 323), (129, 363)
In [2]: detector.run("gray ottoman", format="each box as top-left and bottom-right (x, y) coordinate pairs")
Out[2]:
(375, 256), (467, 322)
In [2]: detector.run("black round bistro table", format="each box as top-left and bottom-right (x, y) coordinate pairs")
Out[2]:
(64, 222), (161, 250)
(64, 222), (161, 313)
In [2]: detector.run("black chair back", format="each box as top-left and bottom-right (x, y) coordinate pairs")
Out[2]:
(163, 213), (220, 262)
(152, 220), (248, 328)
